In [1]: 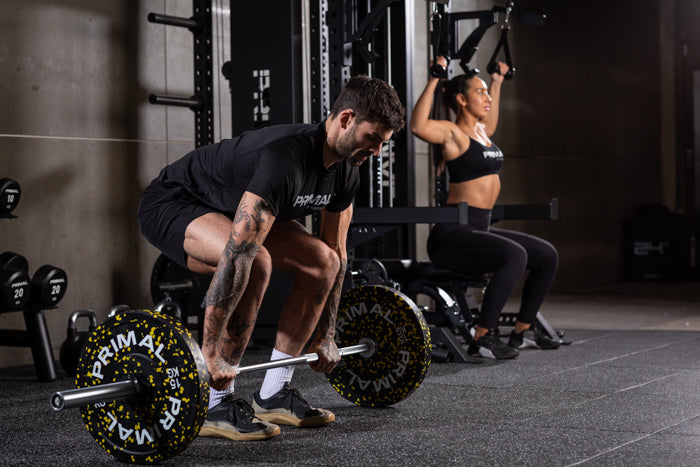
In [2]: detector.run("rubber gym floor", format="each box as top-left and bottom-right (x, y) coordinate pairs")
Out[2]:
(1, 282), (699, 466)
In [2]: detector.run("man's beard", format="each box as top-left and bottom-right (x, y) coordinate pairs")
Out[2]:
(334, 125), (371, 167)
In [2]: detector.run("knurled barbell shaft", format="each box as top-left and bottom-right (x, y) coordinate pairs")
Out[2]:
(50, 342), (371, 411)
(236, 343), (370, 375)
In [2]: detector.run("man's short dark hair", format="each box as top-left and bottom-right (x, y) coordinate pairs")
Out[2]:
(329, 75), (405, 132)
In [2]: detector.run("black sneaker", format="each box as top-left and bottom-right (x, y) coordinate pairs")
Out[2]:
(199, 395), (280, 441)
(252, 383), (335, 427)
(507, 329), (535, 349)
(508, 327), (561, 350)
(468, 330), (519, 359)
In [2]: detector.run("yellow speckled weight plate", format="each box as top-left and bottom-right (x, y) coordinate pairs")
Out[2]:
(327, 285), (431, 407)
(75, 309), (209, 464)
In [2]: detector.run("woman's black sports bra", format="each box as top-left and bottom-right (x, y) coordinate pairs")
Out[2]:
(445, 137), (504, 182)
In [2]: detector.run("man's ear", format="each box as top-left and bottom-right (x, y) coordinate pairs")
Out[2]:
(339, 109), (355, 129)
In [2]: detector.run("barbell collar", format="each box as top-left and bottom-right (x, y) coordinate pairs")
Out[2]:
(236, 343), (371, 375)
(50, 379), (140, 411)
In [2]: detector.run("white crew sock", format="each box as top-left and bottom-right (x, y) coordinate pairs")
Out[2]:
(259, 348), (295, 400)
(208, 365), (238, 409)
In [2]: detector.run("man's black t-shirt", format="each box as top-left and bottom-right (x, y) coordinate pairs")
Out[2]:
(149, 122), (360, 221)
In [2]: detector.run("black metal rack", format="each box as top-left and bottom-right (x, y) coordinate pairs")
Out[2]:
(147, 1), (214, 148)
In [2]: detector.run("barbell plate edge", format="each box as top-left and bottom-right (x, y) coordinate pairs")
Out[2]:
(75, 308), (209, 464)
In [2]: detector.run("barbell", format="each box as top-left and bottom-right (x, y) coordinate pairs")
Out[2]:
(50, 285), (432, 464)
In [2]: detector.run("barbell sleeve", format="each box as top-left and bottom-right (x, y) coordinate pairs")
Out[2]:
(51, 379), (140, 411)
(236, 343), (371, 375)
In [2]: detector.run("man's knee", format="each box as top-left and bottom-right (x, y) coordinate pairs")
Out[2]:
(304, 244), (341, 284)
(250, 246), (273, 288)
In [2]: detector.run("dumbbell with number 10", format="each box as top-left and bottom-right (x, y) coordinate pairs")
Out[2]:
(0, 178), (21, 216)
(0, 252), (68, 311)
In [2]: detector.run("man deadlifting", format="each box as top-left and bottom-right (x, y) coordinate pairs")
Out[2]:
(138, 75), (405, 441)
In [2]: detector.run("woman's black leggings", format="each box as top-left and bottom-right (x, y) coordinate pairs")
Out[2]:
(426, 206), (558, 329)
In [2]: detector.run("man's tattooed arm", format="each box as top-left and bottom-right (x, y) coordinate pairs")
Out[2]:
(313, 256), (347, 349)
(309, 205), (354, 371)
(201, 192), (274, 386)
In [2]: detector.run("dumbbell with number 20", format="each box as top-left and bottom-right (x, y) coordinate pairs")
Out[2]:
(0, 251), (67, 311)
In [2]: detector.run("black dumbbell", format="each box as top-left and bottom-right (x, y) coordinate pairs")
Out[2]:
(0, 178), (21, 215)
(0, 252), (31, 311)
(59, 309), (98, 376)
(31, 265), (68, 308)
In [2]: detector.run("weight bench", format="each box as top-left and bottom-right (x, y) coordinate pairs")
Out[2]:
(379, 259), (564, 362)
(350, 199), (564, 362)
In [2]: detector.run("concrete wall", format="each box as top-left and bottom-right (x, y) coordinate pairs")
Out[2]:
(0, 0), (687, 370)
(0, 0), (231, 368)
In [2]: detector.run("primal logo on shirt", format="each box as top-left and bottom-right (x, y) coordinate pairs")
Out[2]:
(483, 149), (503, 160)
(293, 194), (333, 209)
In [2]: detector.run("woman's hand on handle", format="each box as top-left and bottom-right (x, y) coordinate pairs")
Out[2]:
(490, 61), (508, 84)
(410, 57), (455, 145)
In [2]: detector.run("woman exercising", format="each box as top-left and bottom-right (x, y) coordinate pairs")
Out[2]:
(410, 57), (560, 359)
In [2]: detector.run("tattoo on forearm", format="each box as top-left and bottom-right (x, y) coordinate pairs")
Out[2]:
(201, 196), (271, 364)
(233, 196), (270, 235)
(315, 258), (347, 343)
(314, 285), (328, 306)
(224, 306), (257, 363)
(205, 239), (257, 309)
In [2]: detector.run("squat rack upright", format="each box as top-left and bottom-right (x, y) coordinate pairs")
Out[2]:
(147, 0), (214, 149)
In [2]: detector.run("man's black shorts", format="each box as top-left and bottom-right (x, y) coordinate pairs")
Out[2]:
(137, 183), (230, 269)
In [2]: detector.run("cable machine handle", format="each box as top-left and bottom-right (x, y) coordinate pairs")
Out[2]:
(487, 1), (516, 80)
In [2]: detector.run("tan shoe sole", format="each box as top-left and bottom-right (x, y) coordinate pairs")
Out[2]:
(198, 420), (281, 441)
(254, 408), (335, 428)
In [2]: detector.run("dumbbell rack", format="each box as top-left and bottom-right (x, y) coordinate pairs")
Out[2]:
(0, 308), (57, 381)
(1, 178), (68, 382)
